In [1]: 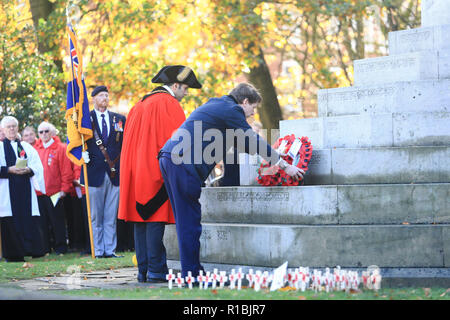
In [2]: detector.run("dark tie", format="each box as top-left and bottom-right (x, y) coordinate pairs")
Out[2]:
(101, 114), (108, 143)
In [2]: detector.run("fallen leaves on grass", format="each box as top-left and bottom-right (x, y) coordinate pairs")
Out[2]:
(279, 286), (296, 292)
(22, 262), (34, 269)
(349, 289), (361, 294)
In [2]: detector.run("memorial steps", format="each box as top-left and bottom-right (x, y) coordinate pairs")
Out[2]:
(164, 0), (450, 284)
(281, 112), (450, 149)
(318, 80), (450, 117)
(353, 50), (450, 86)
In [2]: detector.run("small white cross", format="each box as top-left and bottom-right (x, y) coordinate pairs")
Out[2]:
(175, 272), (184, 288)
(218, 271), (228, 288)
(211, 268), (219, 289)
(254, 270), (262, 292)
(185, 271), (195, 290)
(203, 271), (211, 289)
(166, 269), (174, 290)
(197, 270), (204, 290)
(228, 269), (236, 290)
(246, 269), (254, 288)
(236, 268), (244, 290)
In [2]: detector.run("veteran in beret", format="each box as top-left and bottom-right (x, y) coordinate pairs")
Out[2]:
(118, 65), (202, 282)
(80, 85), (126, 258)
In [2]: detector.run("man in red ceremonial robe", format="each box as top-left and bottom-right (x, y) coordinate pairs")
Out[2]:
(118, 65), (202, 283)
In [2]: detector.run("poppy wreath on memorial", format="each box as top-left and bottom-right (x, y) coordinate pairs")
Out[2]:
(256, 134), (312, 186)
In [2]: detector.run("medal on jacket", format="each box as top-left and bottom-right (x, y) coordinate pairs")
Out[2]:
(114, 116), (123, 142)
(48, 153), (54, 166)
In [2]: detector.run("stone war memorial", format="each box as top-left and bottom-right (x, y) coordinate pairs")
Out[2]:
(164, 0), (450, 286)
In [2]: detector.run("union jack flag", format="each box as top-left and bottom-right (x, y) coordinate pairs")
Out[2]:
(70, 37), (79, 76)
(65, 23), (93, 165)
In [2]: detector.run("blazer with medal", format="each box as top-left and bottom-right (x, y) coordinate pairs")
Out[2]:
(80, 109), (126, 187)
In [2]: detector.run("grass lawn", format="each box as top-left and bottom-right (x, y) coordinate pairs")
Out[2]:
(0, 251), (135, 283)
(1, 252), (450, 300)
(58, 286), (450, 300)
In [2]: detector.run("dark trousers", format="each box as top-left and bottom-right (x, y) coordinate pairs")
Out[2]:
(159, 155), (203, 278)
(80, 194), (92, 254)
(63, 195), (85, 251)
(37, 195), (68, 255)
(117, 219), (135, 252)
(0, 217), (26, 261)
(134, 222), (168, 279)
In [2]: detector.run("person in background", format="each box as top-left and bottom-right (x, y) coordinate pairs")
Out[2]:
(0, 116), (46, 261)
(80, 85), (126, 258)
(0, 127), (6, 141)
(22, 126), (38, 147)
(34, 121), (72, 255)
(62, 157), (86, 253)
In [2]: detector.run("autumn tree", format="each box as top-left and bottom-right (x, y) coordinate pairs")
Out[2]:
(1, 0), (421, 136)
(0, 0), (65, 133)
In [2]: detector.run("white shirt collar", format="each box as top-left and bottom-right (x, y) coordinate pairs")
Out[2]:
(94, 108), (108, 118)
(163, 85), (175, 97)
(43, 138), (54, 149)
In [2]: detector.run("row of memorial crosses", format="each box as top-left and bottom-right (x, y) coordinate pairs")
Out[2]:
(164, 266), (382, 291)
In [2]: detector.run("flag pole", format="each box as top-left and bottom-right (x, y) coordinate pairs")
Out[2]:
(66, 7), (95, 259)
(81, 135), (95, 260)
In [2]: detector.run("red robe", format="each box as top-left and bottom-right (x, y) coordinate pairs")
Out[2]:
(118, 90), (186, 223)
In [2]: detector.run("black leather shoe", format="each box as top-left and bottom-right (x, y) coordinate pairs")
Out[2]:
(137, 273), (147, 283)
(146, 277), (167, 283)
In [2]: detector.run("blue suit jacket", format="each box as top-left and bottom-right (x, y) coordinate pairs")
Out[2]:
(161, 95), (277, 182)
(80, 110), (126, 187)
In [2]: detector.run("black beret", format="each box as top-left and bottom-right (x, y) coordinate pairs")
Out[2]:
(151, 65), (202, 89)
(91, 85), (108, 97)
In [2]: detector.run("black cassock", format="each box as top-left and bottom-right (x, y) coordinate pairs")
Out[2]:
(0, 139), (45, 261)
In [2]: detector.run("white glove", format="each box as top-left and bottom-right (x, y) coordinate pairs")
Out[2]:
(284, 164), (305, 181)
(82, 151), (90, 164)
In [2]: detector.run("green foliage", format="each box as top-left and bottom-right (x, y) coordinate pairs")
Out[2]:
(0, 0), (66, 135)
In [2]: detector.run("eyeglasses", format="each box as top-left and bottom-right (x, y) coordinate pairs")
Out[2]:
(39, 130), (50, 134)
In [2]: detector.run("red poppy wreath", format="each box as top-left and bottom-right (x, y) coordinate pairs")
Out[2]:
(257, 134), (312, 186)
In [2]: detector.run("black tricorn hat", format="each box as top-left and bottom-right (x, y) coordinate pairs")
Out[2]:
(151, 65), (202, 89)
(91, 85), (108, 97)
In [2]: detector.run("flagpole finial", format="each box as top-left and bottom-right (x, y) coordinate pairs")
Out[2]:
(66, 3), (81, 26)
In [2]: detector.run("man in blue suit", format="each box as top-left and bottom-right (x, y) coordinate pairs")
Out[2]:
(81, 85), (126, 258)
(159, 83), (305, 277)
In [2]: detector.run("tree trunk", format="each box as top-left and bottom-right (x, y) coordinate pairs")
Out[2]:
(29, 0), (53, 52)
(247, 47), (283, 131)
(29, 0), (63, 72)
